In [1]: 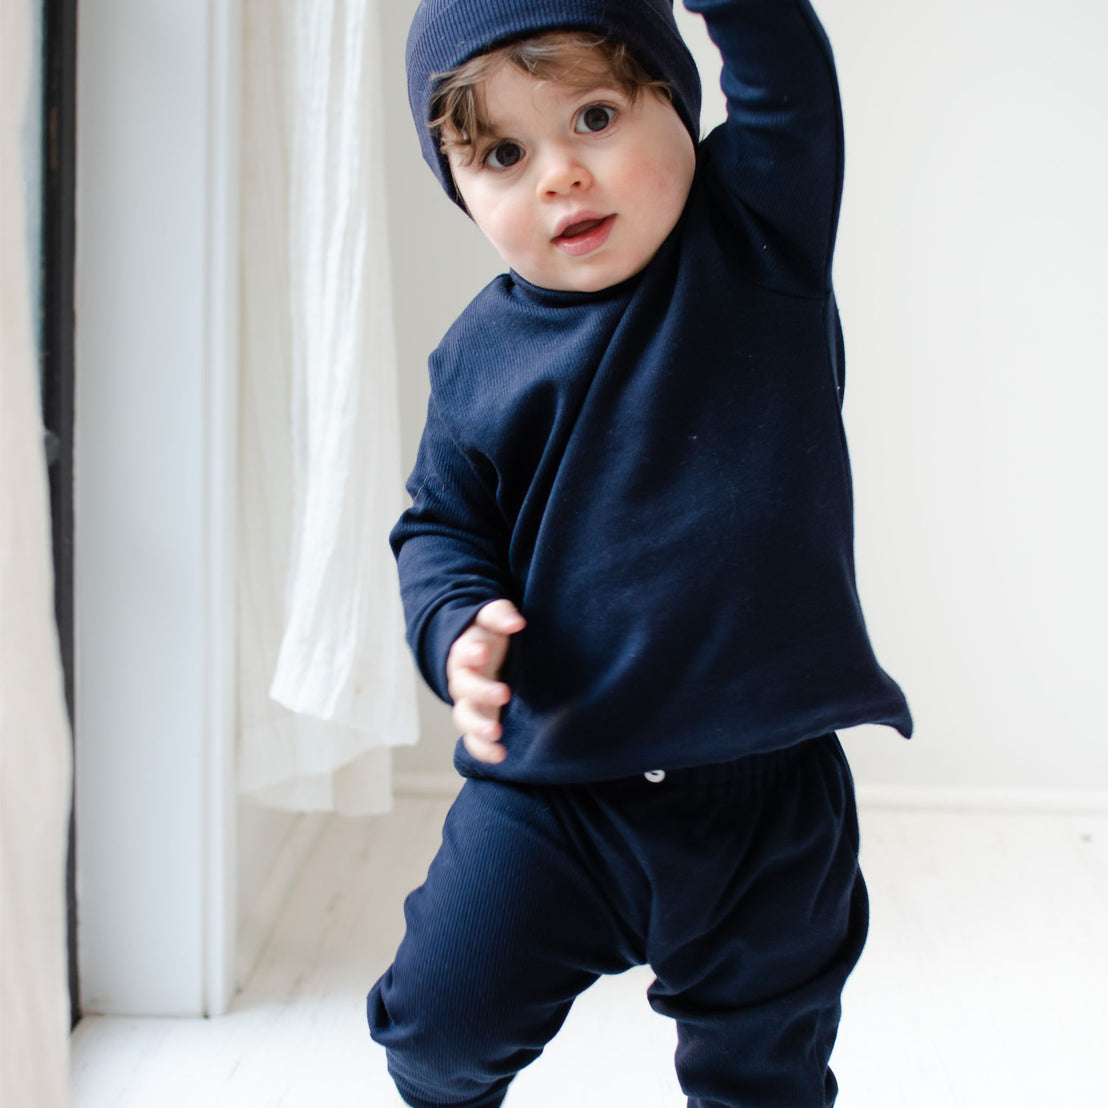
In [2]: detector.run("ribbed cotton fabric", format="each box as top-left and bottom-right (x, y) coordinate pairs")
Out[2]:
(368, 735), (868, 1107)
(392, 0), (913, 785)
(405, 0), (702, 204)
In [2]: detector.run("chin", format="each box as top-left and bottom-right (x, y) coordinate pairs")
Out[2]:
(583, 261), (646, 292)
(515, 248), (647, 293)
(558, 259), (644, 294)
(565, 273), (618, 293)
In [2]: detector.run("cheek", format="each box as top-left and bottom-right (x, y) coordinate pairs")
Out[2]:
(481, 199), (536, 256)
(454, 177), (522, 247)
(623, 150), (688, 217)
(635, 114), (695, 202)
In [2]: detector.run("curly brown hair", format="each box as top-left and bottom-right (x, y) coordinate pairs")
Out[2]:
(430, 31), (671, 167)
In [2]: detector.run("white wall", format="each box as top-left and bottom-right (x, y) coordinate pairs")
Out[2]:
(821, 0), (1108, 797)
(385, 1), (1107, 800)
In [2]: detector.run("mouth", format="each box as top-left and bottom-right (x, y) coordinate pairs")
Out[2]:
(552, 213), (616, 256)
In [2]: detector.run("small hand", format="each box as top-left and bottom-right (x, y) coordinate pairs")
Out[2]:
(446, 599), (526, 764)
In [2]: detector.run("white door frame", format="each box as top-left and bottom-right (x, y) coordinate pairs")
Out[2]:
(75, 0), (240, 1017)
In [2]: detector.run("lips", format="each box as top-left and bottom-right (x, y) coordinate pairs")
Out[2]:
(561, 217), (605, 238)
(552, 213), (615, 257)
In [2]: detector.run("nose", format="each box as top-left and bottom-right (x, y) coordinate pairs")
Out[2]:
(536, 144), (593, 198)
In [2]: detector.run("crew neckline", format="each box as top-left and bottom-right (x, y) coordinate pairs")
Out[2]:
(505, 268), (643, 307)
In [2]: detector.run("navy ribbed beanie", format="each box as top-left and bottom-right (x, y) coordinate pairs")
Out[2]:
(406, 0), (702, 206)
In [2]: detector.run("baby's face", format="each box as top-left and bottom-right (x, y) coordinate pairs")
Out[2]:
(445, 63), (696, 293)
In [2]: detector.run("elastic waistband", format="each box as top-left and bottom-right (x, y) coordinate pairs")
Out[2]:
(592, 734), (840, 796)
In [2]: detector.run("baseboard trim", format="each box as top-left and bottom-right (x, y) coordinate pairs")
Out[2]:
(855, 784), (1108, 815)
(393, 772), (1108, 815)
(236, 812), (329, 991)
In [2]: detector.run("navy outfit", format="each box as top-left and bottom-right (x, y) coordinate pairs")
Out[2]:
(370, 0), (911, 1104)
(370, 736), (868, 1108)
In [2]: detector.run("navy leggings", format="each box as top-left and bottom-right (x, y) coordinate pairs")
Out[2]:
(368, 735), (868, 1108)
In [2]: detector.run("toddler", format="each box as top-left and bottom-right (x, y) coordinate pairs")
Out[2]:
(369, 2), (912, 1105)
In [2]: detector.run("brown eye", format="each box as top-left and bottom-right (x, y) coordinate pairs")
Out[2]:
(486, 140), (524, 169)
(575, 104), (616, 134)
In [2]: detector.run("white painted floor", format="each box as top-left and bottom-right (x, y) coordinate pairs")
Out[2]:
(71, 798), (1108, 1107)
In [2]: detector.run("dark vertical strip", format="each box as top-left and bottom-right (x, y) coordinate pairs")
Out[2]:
(41, 0), (80, 1031)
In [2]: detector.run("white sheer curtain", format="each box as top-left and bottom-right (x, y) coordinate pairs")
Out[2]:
(0, 0), (73, 1101)
(238, 0), (418, 815)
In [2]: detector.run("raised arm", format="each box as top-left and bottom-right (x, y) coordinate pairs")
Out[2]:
(685, 0), (845, 293)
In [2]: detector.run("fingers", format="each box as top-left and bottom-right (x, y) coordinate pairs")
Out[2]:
(450, 633), (494, 676)
(454, 694), (507, 764)
(450, 670), (510, 763)
(446, 599), (525, 691)
(462, 732), (507, 764)
(450, 665), (511, 710)
(453, 693), (502, 734)
(447, 627), (506, 695)
(473, 598), (526, 636)
(446, 599), (526, 765)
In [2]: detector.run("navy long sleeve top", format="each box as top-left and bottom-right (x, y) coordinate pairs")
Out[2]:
(392, 0), (913, 783)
